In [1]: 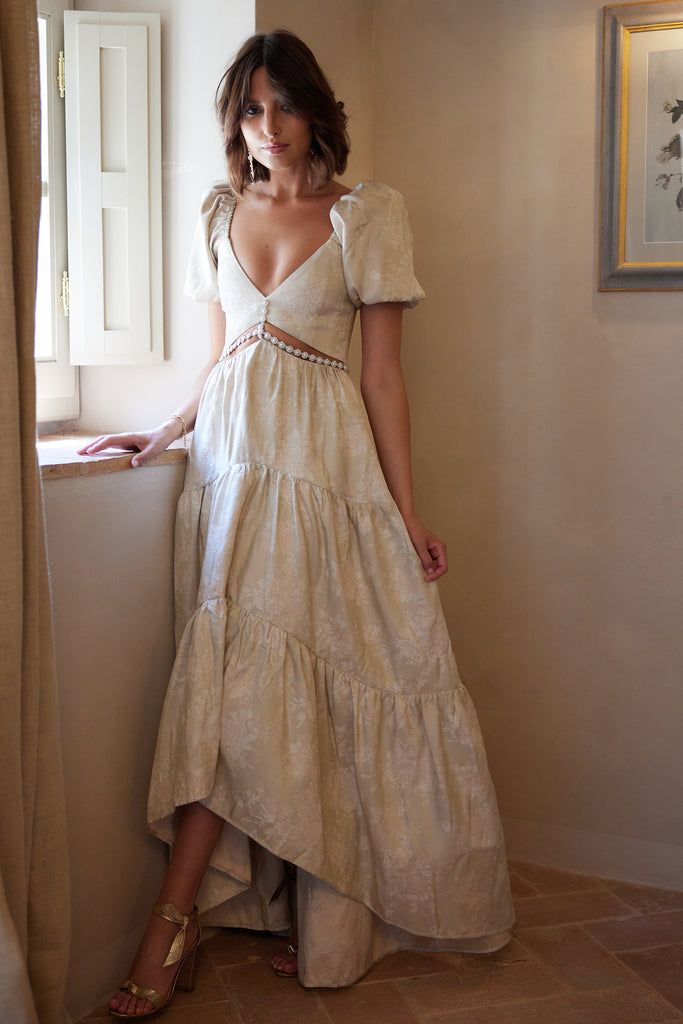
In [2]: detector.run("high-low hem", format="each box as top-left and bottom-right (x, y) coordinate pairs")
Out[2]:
(147, 791), (515, 943)
(147, 800), (514, 988)
(147, 594), (515, 939)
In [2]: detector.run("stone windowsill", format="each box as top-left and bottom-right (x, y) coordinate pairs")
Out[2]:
(37, 431), (188, 480)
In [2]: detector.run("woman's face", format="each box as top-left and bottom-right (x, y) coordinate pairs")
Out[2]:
(240, 65), (312, 177)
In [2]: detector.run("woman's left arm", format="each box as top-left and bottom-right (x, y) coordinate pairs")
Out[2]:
(359, 302), (448, 583)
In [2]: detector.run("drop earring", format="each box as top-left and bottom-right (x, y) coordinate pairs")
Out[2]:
(248, 151), (255, 181)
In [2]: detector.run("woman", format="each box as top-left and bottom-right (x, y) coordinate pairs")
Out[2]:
(79, 28), (515, 1019)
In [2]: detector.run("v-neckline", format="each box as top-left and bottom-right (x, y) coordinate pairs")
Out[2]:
(225, 182), (364, 301)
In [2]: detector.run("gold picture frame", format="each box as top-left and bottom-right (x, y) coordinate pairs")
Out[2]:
(599, 0), (683, 289)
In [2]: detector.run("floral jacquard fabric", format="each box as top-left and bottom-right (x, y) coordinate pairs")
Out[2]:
(182, 179), (425, 361)
(146, 179), (515, 988)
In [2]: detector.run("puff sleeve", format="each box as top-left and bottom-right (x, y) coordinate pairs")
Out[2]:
(331, 181), (426, 309)
(183, 181), (233, 303)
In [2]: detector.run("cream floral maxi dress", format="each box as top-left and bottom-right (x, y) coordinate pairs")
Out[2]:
(146, 178), (516, 988)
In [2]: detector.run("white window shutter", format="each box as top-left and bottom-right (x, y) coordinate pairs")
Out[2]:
(64, 11), (163, 364)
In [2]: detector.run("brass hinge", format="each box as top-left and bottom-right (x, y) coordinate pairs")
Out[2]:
(60, 270), (69, 317)
(57, 50), (65, 98)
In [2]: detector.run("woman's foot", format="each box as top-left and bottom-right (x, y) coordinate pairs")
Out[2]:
(107, 903), (200, 1016)
(270, 943), (298, 977)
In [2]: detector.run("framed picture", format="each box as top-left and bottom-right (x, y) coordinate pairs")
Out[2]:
(599, 1), (683, 290)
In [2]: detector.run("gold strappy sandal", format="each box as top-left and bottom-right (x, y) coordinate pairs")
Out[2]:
(270, 942), (299, 977)
(108, 901), (201, 1019)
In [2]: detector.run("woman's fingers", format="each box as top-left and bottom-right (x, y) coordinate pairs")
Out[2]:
(131, 439), (163, 468)
(131, 444), (152, 468)
(418, 539), (447, 582)
(78, 434), (143, 455)
(78, 435), (119, 454)
(425, 540), (447, 581)
(76, 436), (106, 454)
(405, 517), (449, 582)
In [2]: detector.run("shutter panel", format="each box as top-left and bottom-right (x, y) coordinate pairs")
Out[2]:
(64, 11), (163, 364)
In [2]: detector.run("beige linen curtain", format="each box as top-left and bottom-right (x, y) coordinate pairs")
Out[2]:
(0, 1), (71, 1022)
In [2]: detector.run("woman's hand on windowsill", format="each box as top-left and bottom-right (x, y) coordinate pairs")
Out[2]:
(76, 419), (183, 469)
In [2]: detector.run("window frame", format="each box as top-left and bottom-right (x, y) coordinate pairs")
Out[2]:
(36, 0), (79, 430)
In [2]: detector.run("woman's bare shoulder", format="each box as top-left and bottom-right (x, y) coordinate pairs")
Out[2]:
(328, 179), (355, 200)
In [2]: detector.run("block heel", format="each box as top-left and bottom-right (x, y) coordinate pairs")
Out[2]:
(176, 943), (197, 992)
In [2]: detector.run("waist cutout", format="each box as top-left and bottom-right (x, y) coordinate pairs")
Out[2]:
(220, 320), (350, 373)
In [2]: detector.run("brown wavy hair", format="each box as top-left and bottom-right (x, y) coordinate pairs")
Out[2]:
(214, 29), (350, 196)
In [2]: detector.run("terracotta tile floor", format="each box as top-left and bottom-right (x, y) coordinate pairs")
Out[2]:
(80, 860), (683, 1023)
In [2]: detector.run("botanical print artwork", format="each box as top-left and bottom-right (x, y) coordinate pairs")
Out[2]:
(646, 47), (683, 244)
(599, 6), (683, 287)
(655, 97), (683, 213)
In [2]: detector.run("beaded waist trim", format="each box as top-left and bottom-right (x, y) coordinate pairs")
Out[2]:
(219, 326), (349, 373)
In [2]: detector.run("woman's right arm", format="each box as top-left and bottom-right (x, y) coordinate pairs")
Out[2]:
(76, 302), (227, 467)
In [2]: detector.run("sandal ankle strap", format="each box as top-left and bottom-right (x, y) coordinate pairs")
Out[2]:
(152, 901), (198, 967)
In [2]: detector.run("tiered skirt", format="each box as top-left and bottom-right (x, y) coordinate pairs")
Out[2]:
(146, 334), (515, 987)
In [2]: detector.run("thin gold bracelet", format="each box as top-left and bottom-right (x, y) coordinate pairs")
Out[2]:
(167, 413), (188, 449)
